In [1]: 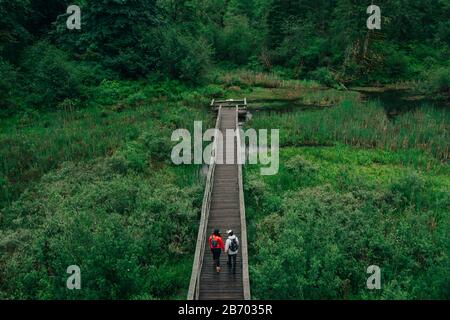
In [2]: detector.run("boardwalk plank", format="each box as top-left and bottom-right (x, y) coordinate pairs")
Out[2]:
(198, 107), (245, 300)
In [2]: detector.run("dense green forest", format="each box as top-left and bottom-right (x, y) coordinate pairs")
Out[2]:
(0, 0), (449, 299)
(1, 0), (449, 114)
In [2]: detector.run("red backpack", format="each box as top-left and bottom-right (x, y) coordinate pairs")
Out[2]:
(211, 235), (219, 248)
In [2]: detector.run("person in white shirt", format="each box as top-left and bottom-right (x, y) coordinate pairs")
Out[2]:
(225, 230), (239, 274)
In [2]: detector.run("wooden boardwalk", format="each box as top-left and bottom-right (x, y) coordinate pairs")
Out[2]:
(188, 101), (250, 300)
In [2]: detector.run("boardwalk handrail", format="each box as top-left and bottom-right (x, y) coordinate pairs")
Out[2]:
(188, 105), (222, 300)
(236, 105), (251, 300)
(212, 99), (247, 108)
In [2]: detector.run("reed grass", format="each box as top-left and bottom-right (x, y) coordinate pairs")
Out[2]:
(247, 100), (449, 162)
(0, 81), (210, 207)
(217, 69), (320, 90)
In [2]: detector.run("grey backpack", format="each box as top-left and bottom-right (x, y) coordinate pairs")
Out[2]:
(229, 238), (239, 251)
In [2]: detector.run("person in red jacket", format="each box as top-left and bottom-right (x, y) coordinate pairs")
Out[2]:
(209, 228), (225, 273)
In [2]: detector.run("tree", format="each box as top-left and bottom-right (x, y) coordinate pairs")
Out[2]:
(56, 0), (159, 77)
(0, 0), (32, 61)
(159, 27), (212, 83)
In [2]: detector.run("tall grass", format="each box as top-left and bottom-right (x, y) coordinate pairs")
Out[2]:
(0, 81), (210, 207)
(247, 100), (449, 162)
(1, 108), (139, 205)
(217, 69), (320, 90)
(0, 80), (210, 299)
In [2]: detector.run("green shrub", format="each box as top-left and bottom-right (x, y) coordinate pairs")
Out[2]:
(382, 49), (411, 80)
(139, 129), (172, 163)
(93, 80), (136, 106)
(113, 142), (148, 173)
(0, 175), (11, 207)
(54, 0), (159, 77)
(251, 185), (449, 299)
(310, 68), (337, 87)
(159, 28), (213, 84)
(388, 173), (428, 209)
(216, 15), (258, 65)
(0, 0), (31, 61)
(0, 58), (19, 114)
(421, 67), (450, 97)
(245, 173), (269, 206)
(20, 41), (86, 110)
(0, 160), (201, 299)
(198, 84), (225, 99)
(125, 92), (147, 107)
(273, 21), (324, 76)
(285, 155), (319, 175)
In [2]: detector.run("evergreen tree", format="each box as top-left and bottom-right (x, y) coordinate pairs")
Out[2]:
(56, 0), (159, 76)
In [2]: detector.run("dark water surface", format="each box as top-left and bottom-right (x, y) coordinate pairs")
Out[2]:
(246, 88), (448, 120)
(353, 87), (447, 117)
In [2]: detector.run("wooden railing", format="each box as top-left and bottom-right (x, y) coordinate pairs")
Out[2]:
(187, 106), (222, 300)
(235, 105), (251, 300)
(188, 104), (250, 300)
(211, 98), (247, 107)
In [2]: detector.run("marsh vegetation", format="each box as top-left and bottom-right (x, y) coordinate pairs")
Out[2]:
(1, 0), (449, 300)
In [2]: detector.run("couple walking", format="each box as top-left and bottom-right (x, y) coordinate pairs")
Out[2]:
(209, 228), (239, 274)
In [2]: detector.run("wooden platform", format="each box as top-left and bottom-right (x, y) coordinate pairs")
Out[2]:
(188, 102), (250, 300)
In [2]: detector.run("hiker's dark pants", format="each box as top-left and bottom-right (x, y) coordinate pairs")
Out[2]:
(228, 254), (237, 273)
(211, 248), (221, 267)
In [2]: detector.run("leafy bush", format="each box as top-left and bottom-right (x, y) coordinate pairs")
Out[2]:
(0, 0), (31, 61)
(198, 84), (225, 99)
(216, 15), (258, 65)
(109, 126), (172, 174)
(420, 67), (450, 97)
(388, 173), (428, 209)
(381, 47), (412, 80)
(245, 173), (269, 206)
(139, 129), (172, 163)
(0, 58), (19, 114)
(274, 21), (325, 76)
(285, 155), (318, 175)
(55, 0), (159, 77)
(125, 92), (147, 107)
(251, 185), (449, 299)
(159, 28), (213, 84)
(20, 41), (86, 110)
(92, 80), (136, 106)
(0, 160), (201, 299)
(310, 68), (337, 87)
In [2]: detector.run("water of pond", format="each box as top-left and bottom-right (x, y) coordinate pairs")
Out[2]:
(353, 88), (446, 117)
(244, 98), (327, 122)
(245, 88), (447, 120)
(247, 98), (321, 114)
